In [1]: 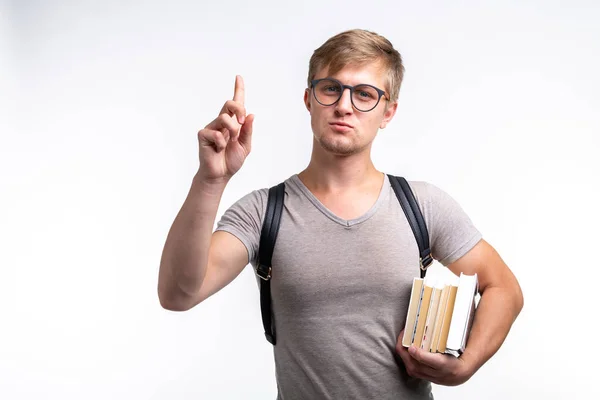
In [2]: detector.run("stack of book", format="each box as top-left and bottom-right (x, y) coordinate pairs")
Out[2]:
(402, 272), (479, 357)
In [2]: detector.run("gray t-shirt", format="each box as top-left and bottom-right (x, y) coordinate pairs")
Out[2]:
(216, 174), (482, 400)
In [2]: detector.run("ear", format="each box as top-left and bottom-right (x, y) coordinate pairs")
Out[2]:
(380, 101), (398, 129)
(304, 89), (311, 112)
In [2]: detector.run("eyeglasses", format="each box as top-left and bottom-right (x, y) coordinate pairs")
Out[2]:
(310, 78), (389, 112)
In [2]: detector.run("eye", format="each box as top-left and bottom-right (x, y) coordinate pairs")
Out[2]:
(353, 85), (378, 102)
(357, 90), (374, 99)
(323, 85), (341, 93)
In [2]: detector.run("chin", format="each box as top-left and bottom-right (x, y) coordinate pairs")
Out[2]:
(317, 135), (364, 156)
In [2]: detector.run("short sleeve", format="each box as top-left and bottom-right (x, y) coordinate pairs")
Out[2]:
(409, 181), (482, 266)
(215, 188), (268, 265)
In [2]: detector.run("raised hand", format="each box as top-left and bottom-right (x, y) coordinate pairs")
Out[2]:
(196, 75), (255, 182)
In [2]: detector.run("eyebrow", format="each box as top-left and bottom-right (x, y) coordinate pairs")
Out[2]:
(324, 77), (382, 87)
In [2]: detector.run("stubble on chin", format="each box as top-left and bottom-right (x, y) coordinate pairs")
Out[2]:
(316, 130), (366, 156)
(319, 137), (355, 155)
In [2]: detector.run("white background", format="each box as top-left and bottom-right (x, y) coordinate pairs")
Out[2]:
(2, 0), (599, 399)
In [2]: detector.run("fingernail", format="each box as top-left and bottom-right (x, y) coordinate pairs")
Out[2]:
(240, 116), (245, 124)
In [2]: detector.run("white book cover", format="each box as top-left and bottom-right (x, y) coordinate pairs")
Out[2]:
(445, 273), (479, 356)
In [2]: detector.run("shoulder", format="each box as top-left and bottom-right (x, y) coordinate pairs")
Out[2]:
(225, 174), (297, 218)
(405, 180), (441, 199)
(406, 180), (457, 207)
(387, 175), (473, 229)
(235, 187), (269, 210)
(388, 177), (450, 208)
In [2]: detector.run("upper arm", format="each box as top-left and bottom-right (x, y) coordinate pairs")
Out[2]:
(446, 239), (523, 305)
(193, 230), (251, 305)
(191, 188), (267, 306)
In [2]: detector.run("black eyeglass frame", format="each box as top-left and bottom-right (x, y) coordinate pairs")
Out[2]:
(310, 78), (390, 112)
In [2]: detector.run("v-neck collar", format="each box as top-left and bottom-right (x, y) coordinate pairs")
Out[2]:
(290, 173), (390, 227)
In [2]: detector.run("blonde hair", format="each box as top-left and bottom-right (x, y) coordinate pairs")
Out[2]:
(307, 29), (404, 103)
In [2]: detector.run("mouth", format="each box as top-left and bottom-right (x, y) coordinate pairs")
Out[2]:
(329, 122), (354, 129)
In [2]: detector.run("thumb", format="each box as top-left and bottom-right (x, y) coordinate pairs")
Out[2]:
(237, 113), (254, 148)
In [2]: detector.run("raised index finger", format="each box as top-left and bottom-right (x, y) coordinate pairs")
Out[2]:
(233, 75), (245, 105)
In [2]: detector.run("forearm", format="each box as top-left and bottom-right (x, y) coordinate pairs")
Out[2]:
(401, 241), (524, 386)
(460, 285), (524, 373)
(158, 172), (229, 309)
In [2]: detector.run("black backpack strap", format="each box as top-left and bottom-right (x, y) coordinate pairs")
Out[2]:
(257, 182), (285, 345)
(387, 175), (433, 278)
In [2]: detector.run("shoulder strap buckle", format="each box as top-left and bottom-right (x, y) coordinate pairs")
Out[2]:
(420, 253), (433, 271)
(257, 264), (272, 280)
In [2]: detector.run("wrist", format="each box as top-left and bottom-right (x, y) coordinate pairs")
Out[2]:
(192, 171), (231, 197)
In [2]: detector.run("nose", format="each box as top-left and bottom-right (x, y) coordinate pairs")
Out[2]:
(334, 87), (353, 115)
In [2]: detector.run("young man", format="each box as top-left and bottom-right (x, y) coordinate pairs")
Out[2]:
(158, 29), (523, 399)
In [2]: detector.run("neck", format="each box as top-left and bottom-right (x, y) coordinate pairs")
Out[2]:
(298, 143), (383, 192)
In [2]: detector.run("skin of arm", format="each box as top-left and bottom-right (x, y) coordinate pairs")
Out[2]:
(396, 239), (524, 386)
(157, 175), (249, 311)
